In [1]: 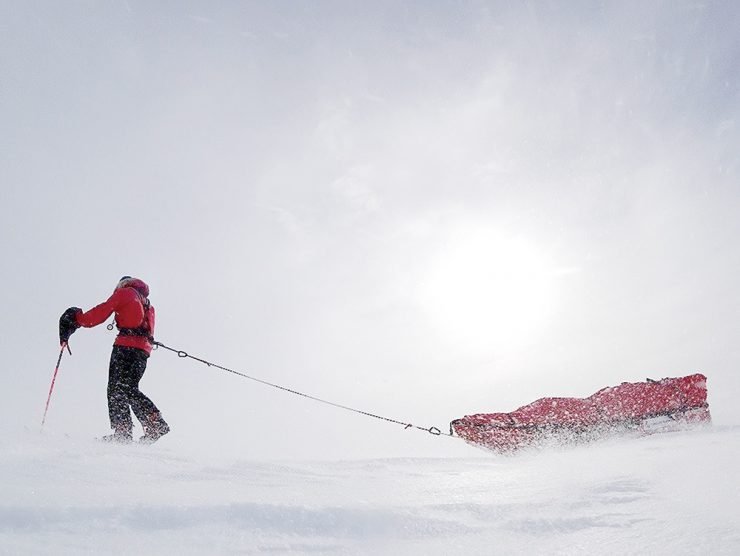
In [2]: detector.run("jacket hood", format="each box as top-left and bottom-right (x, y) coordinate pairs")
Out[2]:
(116, 277), (149, 298)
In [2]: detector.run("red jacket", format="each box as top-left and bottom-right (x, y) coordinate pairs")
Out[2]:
(76, 279), (156, 354)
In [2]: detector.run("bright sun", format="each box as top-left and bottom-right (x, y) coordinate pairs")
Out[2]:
(419, 228), (555, 354)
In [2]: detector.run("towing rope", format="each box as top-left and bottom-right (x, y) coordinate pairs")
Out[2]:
(152, 340), (454, 437)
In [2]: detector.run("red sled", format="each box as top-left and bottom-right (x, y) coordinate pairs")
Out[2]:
(451, 373), (711, 453)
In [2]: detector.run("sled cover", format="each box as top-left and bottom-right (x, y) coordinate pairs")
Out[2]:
(451, 374), (710, 452)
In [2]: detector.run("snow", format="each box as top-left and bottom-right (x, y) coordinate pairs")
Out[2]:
(3, 5), (740, 552)
(2, 426), (738, 555)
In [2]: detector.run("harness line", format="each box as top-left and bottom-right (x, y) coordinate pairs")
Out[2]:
(152, 340), (454, 437)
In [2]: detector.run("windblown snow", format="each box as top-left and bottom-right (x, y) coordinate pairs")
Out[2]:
(1, 426), (738, 555)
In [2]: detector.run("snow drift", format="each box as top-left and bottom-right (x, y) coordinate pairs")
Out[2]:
(1, 425), (738, 555)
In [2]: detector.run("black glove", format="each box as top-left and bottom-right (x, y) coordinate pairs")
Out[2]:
(59, 307), (82, 346)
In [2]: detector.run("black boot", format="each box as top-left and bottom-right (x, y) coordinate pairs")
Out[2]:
(101, 426), (133, 444)
(139, 411), (170, 445)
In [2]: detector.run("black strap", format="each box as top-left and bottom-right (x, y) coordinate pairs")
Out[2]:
(118, 327), (153, 340)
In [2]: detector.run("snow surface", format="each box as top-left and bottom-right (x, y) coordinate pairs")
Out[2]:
(2, 426), (738, 555)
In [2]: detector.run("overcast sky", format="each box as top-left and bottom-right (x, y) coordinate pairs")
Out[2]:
(2, 1), (739, 459)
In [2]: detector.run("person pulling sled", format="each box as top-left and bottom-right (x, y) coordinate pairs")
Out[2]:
(59, 276), (170, 444)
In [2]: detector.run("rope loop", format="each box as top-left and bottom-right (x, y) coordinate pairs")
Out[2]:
(177, 350), (188, 358)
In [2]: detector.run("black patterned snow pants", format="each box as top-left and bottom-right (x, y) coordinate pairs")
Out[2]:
(107, 345), (166, 434)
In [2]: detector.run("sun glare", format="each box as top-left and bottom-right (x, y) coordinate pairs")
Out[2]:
(419, 229), (555, 354)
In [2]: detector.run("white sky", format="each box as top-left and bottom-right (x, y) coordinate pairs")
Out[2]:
(2, 1), (739, 459)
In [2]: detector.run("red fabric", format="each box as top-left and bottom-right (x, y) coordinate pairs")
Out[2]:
(511, 397), (601, 426)
(76, 281), (155, 354)
(452, 374), (710, 452)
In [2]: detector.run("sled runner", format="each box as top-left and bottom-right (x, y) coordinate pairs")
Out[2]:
(451, 373), (711, 453)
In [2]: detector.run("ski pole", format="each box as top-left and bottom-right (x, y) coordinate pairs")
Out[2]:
(41, 342), (69, 428)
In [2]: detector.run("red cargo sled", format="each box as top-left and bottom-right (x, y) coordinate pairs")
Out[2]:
(451, 374), (711, 453)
